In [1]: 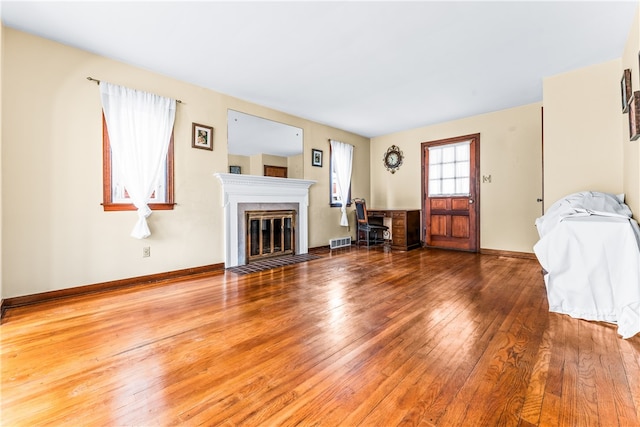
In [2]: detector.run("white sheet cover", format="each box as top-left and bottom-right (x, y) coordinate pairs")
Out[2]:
(534, 192), (640, 339)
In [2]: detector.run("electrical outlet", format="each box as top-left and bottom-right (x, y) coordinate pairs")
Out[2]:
(142, 247), (151, 258)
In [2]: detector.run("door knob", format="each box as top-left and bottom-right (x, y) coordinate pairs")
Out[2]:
(469, 199), (474, 204)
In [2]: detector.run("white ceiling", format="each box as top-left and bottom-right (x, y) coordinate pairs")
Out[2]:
(1, 1), (638, 138)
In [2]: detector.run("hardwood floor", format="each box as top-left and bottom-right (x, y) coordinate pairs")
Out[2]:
(2, 247), (639, 426)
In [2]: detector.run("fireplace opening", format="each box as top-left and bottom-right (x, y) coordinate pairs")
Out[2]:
(246, 210), (296, 263)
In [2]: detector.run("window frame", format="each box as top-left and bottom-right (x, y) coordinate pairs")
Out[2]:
(329, 144), (352, 208)
(102, 113), (175, 211)
(427, 140), (471, 197)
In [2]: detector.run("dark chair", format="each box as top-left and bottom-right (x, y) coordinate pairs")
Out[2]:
(353, 198), (388, 247)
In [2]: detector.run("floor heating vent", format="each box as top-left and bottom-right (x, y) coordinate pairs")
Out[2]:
(329, 236), (352, 249)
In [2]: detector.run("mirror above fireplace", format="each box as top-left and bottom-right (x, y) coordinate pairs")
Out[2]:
(227, 110), (304, 178)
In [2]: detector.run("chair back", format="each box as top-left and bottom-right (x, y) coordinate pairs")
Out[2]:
(354, 199), (369, 224)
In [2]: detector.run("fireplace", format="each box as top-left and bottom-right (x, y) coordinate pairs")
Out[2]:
(214, 173), (316, 268)
(246, 210), (296, 263)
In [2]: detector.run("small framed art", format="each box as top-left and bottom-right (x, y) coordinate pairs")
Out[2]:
(629, 91), (640, 141)
(229, 165), (241, 174)
(312, 149), (323, 167)
(621, 69), (632, 113)
(192, 123), (214, 151)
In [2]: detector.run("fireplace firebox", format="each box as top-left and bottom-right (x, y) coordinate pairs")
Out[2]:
(246, 210), (296, 263)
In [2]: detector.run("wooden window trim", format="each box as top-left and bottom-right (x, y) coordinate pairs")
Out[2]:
(102, 114), (175, 211)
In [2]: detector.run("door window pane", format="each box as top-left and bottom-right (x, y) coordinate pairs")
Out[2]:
(442, 178), (455, 194)
(429, 164), (442, 179)
(456, 161), (470, 178)
(430, 148), (441, 164)
(442, 146), (455, 163)
(442, 163), (455, 179)
(456, 144), (470, 161)
(429, 180), (441, 195)
(456, 177), (470, 194)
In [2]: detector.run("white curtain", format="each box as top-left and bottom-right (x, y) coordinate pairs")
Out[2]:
(100, 82), (176, 239)
(330, 139), (354, 226)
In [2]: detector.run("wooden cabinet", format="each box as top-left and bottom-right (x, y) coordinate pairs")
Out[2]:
(367, 209), (421, 251)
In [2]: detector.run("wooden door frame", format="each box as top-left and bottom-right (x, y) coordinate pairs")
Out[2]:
(421, 133), (481, 252)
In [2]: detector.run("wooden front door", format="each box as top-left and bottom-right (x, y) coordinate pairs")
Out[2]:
(422, 134), (480, 252)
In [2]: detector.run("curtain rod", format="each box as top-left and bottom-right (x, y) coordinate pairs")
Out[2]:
(329, 138), (355, 147)
(87, 77), (182, 103)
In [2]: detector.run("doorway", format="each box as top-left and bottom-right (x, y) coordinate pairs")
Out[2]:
(421, 134), (480, 252)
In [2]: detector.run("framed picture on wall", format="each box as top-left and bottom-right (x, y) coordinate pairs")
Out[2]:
(192, 123), (214, 151)
(312, 149), (323, 167)
(629, 91), (640, 141)
(621, 69), (632, 113)
(229, 165), (241, 174)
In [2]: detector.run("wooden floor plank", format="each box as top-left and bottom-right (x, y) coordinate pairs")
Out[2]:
(620, 339), (640, 423)
(2, 247), (639, 426)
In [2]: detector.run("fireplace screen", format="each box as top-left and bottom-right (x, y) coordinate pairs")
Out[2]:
(246, 210), (296, 263)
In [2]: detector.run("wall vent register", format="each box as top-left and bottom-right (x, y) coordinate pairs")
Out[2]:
(329, 236), (352, 249)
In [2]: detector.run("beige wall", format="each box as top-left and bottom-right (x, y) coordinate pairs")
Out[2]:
(371, 103), (543, 253)
(288, 153), (303, 179)
(543, 60), (624, 209)
(623, 7), (640, 216)
(227, 154), (250, 175)
(1, 28), (368, 298)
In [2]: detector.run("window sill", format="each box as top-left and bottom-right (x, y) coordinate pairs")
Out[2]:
(102, 203), (175, 212)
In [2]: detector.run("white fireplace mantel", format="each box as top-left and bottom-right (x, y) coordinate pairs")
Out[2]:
(214, 173), (316, 268)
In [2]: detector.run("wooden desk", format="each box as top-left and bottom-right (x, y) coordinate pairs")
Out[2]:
(367, 209), (421, 251)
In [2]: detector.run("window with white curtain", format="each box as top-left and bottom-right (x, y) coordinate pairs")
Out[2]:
(330, 144), (352, 207)
(428, 141), (471, 196)
(330, 140), (354, 226)
(100, 81), (176, 239)
(101, 110), (175, 211)
(103, 115), (173, 207)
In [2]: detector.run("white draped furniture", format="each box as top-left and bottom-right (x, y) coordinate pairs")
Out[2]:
(534, 191), (640, 339)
